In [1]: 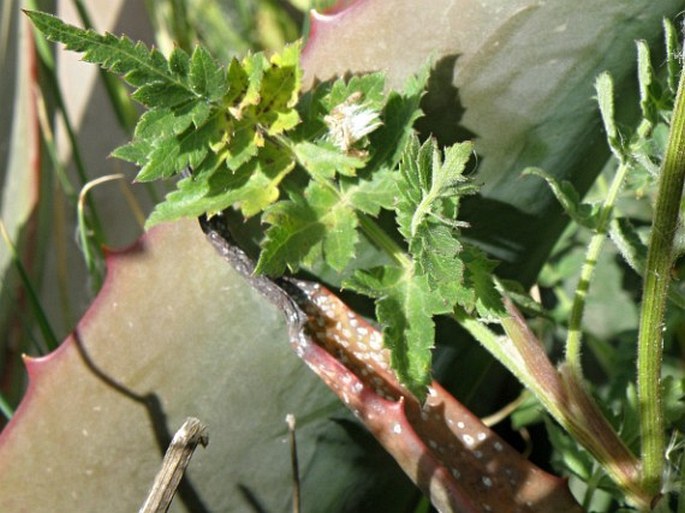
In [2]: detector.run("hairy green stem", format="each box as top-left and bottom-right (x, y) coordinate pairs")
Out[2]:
(637, 64), (685, 497)
(566, 161), (629, 374)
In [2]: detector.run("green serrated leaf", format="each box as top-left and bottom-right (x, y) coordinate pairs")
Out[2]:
(239, 52), (269, 109)
(231, 142), (295, 217)
(132, 82), (196, 108)
(293, 141), (366, 179)
(223, 116), (261, 171)
(345, 168), (398, 215)
(146, 141), (295, 227)
(189, 45), (227, 100)
(225, 57), (249, 105)
(26, 10), (191, 92)
(394, 134), (475, 306)
(410, 223), (463, 306)
(365, 67), (430, 173)
(523, 167), (599, 229)
(257, 181), (359, 274)
(145, 155), (228, 227)
(345, 265), (443, 399)
(110, 139), (149, 165)
(324, 72), (386, 112)
(143, 102), (211, 139)
(236, 60), (301, 138)
(397, 136), (472, 239)
(401, 60), (432, 100)
(257, 42), (302, 135)
(112, 103), (213, 165)
(255, 194), (325, 276)
(307, 183), (359, 271)
(136, 112), (223, 181)
(462, 245), (504, 319)
(168, 47), (190, 77)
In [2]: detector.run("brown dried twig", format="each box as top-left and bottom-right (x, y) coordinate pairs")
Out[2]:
(139, 417), (209, 513)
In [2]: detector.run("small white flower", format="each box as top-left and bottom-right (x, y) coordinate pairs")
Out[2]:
(324, 92), (382, 153)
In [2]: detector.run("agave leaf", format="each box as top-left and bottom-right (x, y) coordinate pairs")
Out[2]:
(302, 0), (685, 284)
(0, 5), (43, 406)
(199, 214), (582, 512)
(0, 219), (414, 512)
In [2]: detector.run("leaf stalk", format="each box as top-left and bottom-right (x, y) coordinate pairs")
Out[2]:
(565, 161), (629, 374)
(357, 213), (412, 270)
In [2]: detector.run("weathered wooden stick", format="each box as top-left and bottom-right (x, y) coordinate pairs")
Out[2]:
(286, 414), (301, 513)
(139, 417), (209, 513)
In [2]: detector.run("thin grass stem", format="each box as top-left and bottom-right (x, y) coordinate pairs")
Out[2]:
(0, 220), (58, 353)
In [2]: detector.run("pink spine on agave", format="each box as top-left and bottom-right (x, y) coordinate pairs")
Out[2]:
(201, 217), (582, 513)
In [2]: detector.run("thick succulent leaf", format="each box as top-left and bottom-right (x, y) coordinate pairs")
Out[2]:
(196, 214), (583, 512)
(0, 219), (405, 512)
(302, 0), (685, 284)
(271, 278), (584, 513)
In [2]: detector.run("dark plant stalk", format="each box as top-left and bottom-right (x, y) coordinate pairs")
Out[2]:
(637, 61), (685, 498)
